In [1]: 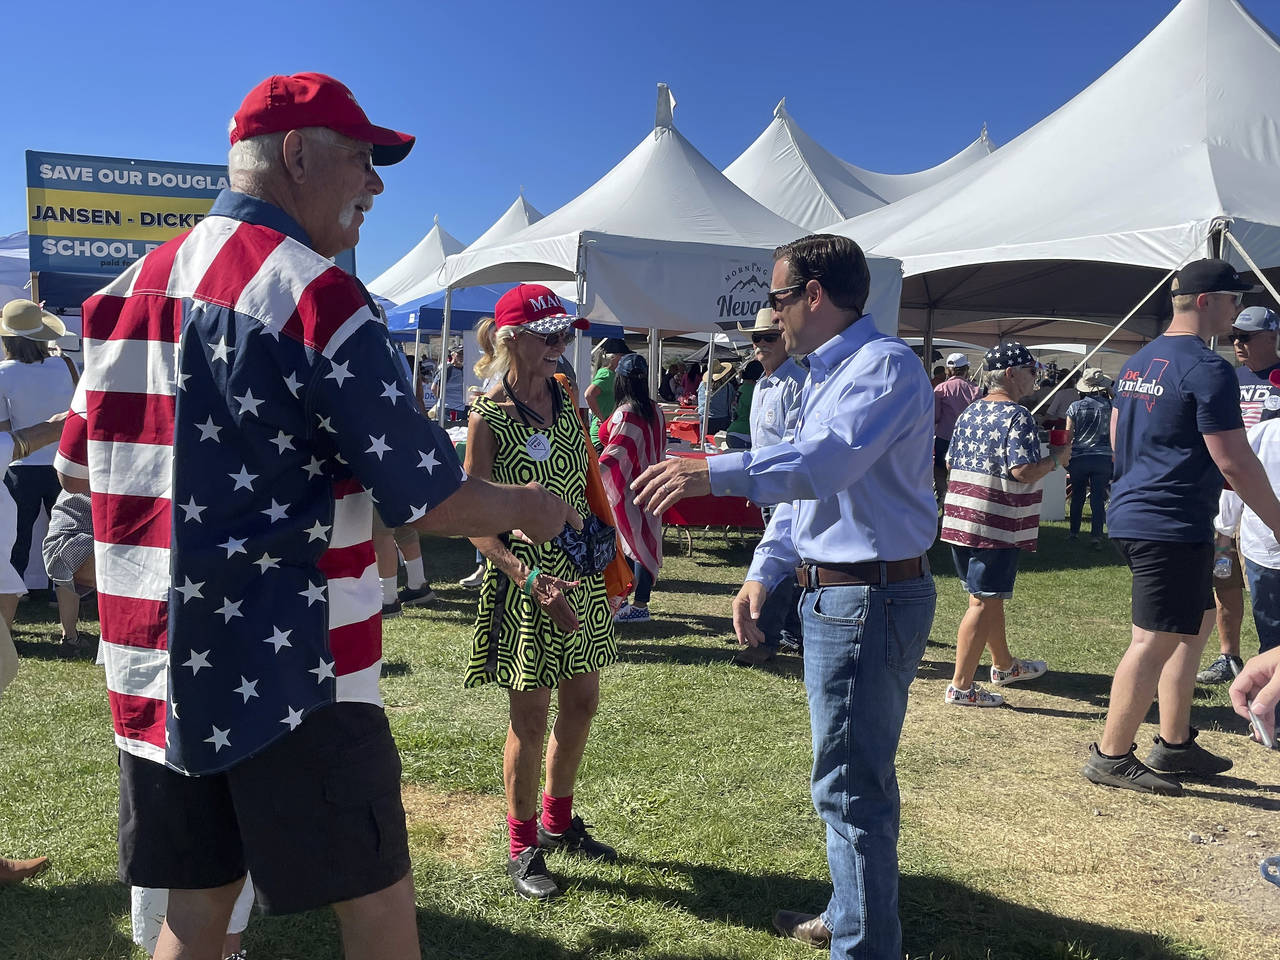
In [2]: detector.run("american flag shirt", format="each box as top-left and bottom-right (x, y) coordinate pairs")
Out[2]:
(940, 399), (1044, 551)
(55, 190), (464, 775)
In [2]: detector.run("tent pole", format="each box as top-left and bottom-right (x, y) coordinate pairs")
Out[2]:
(437, 288), (452, 423)
(1223, 230), (1280, 307)
(29, 273), (39, 303)
(411, 313), (423, 398)
(923, 307), (934, 374)
(648, 330), (660, 402)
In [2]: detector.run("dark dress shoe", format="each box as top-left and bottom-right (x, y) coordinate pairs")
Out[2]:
(506, 847), (560, 900)
(773, 910), (832, 948)
(536, 815), (618, 862)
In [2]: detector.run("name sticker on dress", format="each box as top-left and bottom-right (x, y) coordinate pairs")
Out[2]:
(526, 433), (551, 461)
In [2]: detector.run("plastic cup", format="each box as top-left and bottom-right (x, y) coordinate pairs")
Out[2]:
(1049, 428), (1069, 447)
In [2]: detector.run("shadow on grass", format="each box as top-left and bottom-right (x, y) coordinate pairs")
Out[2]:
(0, 879), (136, 960)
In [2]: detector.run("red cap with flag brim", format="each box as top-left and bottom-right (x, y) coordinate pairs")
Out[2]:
(495, 284), (589, 335)
(231, 73), (415, 166)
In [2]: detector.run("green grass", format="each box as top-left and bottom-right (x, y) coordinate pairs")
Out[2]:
(1, 522), (1277, 959)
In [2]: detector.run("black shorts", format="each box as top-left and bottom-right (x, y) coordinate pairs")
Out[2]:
(118, 703), (410, 915)
(934, 437), (950, 471)
(1114, 539), (1215, 635)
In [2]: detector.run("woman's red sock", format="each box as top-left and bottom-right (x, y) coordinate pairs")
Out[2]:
(507, 815), (538, 858)
(541, 792), (573, 835)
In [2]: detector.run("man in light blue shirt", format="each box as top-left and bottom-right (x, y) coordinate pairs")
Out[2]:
(634, 235), (937, 959)
(734, 307), (806, 666)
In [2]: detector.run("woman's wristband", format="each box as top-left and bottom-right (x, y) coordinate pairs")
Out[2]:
(522, 567), (542, 596)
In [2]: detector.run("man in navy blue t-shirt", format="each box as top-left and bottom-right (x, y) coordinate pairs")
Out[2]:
(1083, 260), (1280, 797)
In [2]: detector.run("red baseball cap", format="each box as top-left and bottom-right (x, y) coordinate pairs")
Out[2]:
(230, 72), (415, 166)
(494, 284), (589, 335)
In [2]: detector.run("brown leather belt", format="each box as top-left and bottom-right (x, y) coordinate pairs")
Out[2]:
(794, 557), (927, 590)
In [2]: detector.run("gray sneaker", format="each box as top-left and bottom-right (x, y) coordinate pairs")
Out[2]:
(1081, 743), (1183, 796)
(1195, 654), (1243, 685)
(1143, 728), (1233, 777)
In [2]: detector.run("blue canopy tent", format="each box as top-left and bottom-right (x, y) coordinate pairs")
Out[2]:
(386, 283), (623, 340)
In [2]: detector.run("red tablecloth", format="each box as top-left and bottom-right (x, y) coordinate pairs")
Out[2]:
(661, 451), (764, 529)
(666, 419), (707, 447)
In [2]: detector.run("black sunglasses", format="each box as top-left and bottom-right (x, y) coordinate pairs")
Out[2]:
(767, 283), (806, 310)
(752, 331), (781, 344)
(1230, 331), (1258, 344)
(522, 328), (570, 347)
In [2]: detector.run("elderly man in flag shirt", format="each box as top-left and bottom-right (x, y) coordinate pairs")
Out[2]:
(633, 235), (937, 960)
(54, 73), (580, 960)
(939, 341), (1070, 709)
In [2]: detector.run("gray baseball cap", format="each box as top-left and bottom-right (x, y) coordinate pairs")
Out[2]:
(1233, 306), (1280, 333)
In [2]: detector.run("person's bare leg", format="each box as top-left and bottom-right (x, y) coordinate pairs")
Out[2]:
(952, 597), (1007, 690)
(545, 672), (600, 798)
(372, 524), (398, 579)
(506, 688), (552, 820)
(153, 879), (244, 960)
(333, 871), (421, 960)
(55, 586), (79, 640)
(0, 593), (19, 629)
(1213, 584), (1243, 658)
(1099, 626), (1185, 756)
(1157, 610), (1215, 744)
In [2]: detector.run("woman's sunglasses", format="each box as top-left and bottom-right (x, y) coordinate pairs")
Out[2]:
(523, 328), (570, 347)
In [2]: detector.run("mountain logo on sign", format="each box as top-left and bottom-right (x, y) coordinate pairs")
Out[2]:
(717, 263), (769, 319)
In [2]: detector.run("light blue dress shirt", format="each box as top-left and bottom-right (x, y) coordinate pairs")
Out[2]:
(706, 315), (937, 590)
(750, 357), (806, 449)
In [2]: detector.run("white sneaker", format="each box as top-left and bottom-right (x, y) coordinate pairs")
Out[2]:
(989, 658), (1048, 687)
(945, 683), (1004, 707)
(458, 565), (485, 589)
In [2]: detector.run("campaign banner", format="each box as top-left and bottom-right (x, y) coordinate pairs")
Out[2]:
(26, 150), (229, 277)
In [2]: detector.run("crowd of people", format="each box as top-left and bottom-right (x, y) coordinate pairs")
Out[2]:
(1, 71), (1279, 960)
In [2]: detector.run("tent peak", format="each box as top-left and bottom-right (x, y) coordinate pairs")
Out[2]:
(655, 83), (677, 134)
(773, 97), (787, 119)
(979, 121), (989, 141)
(433, 214), (439, 226)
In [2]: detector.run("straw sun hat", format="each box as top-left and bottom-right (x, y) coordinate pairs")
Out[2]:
(1, 300), (67, 341)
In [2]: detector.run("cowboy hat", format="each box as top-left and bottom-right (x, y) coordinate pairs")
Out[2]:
(709, 360), (736, 388)
(1, 300), (66, 341)
(736, 307), (778, 334)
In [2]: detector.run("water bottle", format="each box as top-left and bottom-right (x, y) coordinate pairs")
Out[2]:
(1213, 553), (1232, 580)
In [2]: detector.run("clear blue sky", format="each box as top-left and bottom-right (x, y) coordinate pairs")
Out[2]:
(7, 0), (1280, 280)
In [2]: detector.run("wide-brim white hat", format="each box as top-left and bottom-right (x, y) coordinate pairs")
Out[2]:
(1, 299), (66, 341)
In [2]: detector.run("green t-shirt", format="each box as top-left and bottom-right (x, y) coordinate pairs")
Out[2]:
(588, 367), (617, 438)
(726, 381), (755, 436)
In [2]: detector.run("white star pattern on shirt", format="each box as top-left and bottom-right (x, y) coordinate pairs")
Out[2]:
(254, 553), (280, 573)
(234, 389), (264, 417)
(281, 706), (305, 730)
(303, 457), (324, 480)
(233, 676), (259, 703)
(406, 503), (428, 523)
(283, 371), (303, 397)
(261, 500), (288, 523)
(309, 658), (336, 683)
(179, 497), (206, 523)
(300, 581), (327, 606)
(326, 360), (354, 387)
(196, 416), (222, 442)
(305, 520), (330, 542)
(175, 577), (204, 603)
(418, 449), (439, 473)
(316, 414), (334, 432)
(209, 337), (233, 364)
(184, 649), (212, 675)
(176, 371), (191, 392)
(263, 626), (292, 653)
(269, 431), (294, 454)
(367, 435), (391, 459)
(380, 380), (403, 403)
(215, 597), (243, 622)
(205, 725), (231, 752)
(219, 536), (247, 558)
(229, 466), (257, 491)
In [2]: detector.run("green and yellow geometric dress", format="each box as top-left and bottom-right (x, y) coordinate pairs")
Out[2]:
(466, 382), (617, 690)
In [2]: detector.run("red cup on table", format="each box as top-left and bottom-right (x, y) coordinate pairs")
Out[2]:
(1048, 428), (1069, 447)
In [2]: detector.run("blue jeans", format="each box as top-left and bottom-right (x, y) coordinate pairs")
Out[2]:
(629, 557), (654, 606)
(801, 574), (936, 959)
(1245, 558), (1280, 654)
(1067, 454), (1111, 538)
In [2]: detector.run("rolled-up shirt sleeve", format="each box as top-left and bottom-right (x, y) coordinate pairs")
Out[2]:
(708, 351), (917, 506)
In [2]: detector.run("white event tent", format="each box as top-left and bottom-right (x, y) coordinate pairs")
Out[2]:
(437, 85), (904, 337)
(389, 193), (545, 308)
(367, 216), (465, 304)
(831, 0), (1280, 352)
(724, 99), (994, 230)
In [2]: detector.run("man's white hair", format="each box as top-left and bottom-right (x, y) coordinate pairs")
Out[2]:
(225, 122), (341, 176)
